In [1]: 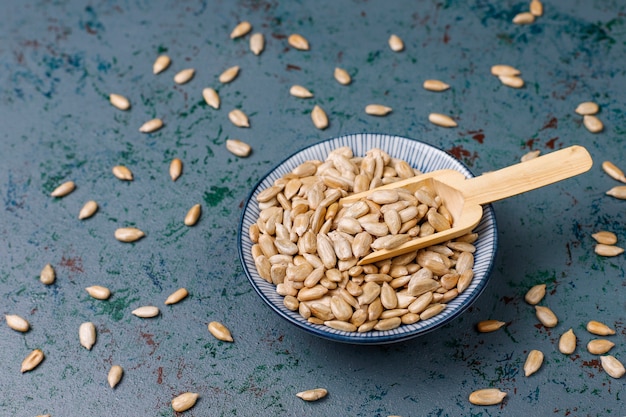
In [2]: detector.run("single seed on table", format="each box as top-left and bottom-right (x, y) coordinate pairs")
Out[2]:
(476, 320), (506, 333)
(169, 158), (183, 181)
(530, 0), (543, 16)
(288, 33), (309, 50)
(112, 165), (133, 181)
(208, 321), (234, 342)
(602, 161), (626, 183)
(521, 150), (540, 162)
(592, 231), (617, 245)
(174, 68), (195, 84)
(524, 283), (546, 305)
(491, 64), (520, 76)
(219, 65), (240, 83)
(524, 349), (544, 377)
(468, 388), (507, 405)
(423, 79), (450, 92)
(85, 285), (111, 300)
(50, 181), (75, 197)
(79, 322), (96, 350)
(109, 93), (130, 110)
(114, 227), (145, 242)
(296, 388), (327, 402)
(184, 204), (201, 226)
(586, 320), (615, 336)
(594, 243), (624, 257)
(21, 349), (44, 373)
(601, 355), (626, 379)
(583, 115), (603, 133)
(388, 34), (404, 51)
(153, 55), (171, 74)
(535, 305), (558, 327)
(513, 11), (535, 24)
(249, 32), (265, 55)
(5, 314), (30, 332)
(289, 85), (313, 98)
(334, 67), (351, 85)
(78, 200), (98, 219)
(172, 392), (199, 412)
(606, 186), (626, 200)
(132, 306), (159, 318)
(40, 263), (56, 285)
(230, 21), (251, 39)
(165, 288), (189, 305)
(108, 365), (123, 388)
(226, 139), (252, 157)
(559, 328), (577, 354)
(228, 109), (250, 127)
(499, 75), (524, 88)
(311, 105), (329, 130)
(587, 339), (615, 355)
(365, 104), (392, 116)
(139, 118), (163, 133)
(428, 113), (457, 128)
(575, 101), (599, 115)
(202, 87), (220, 109)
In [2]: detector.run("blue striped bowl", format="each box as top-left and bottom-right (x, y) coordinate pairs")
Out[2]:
(238, 133), (497, 344)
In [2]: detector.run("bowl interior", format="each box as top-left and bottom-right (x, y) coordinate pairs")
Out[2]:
(238, 133), (497, 344)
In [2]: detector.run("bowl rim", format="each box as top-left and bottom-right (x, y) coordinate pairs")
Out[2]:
(237, 133), (498, 344)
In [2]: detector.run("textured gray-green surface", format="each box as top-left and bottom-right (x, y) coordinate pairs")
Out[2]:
(1, 1), (625, 416)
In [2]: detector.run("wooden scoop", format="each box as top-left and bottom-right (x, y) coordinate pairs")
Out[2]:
(339, 145), (593, 265)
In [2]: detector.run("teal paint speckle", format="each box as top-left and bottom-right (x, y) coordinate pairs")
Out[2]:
(203, 186), (232, 207)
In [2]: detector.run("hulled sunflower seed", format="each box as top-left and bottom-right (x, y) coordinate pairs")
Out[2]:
(226, 139), (252, 157)
(139, 118), (163, 133)
(521, 150), (541, 162)
(491, 65), (520, 77)
(40, 263), (56, 285)
(559, 328), (577, 354)
(591, 231), (617, 245)
(51, 181), (75, 197)
(423, 79), (450, 92)
(583, 115), (603, 133)
(202, 88), (220, 109)
(85, 285), (111, 300)
(388, 34), (404, 51)
(170, 158), (183, 181)
(311, 105), (329, 130)
(172, 392), (199, 412)
(208, 321), (234, 342)
(575, 101), (599, 115)
(365, 104), (392, 116)
(132, 306), (160, 318)
(587, 339), (615, 355)
(296, 388), (327, 402)
(476, 320), (506, 333)
(334, 67), (351, 85)
(324, 320), (357, 332)
(165, 288), (189, 305)
(586, 320), (615, 336)
(21, 349), (44, 373)
(524, 349), (544, 376)
(114, 227), (145, 242)
(79, 322), (96, 350)
(601, 355), (626, 379)
(174, 68), (195, 84)
(468, 388), (507, 405)
(6, 314), (30, 332)
(184, 204), (201, 226)
(602, 161), (626, 182)
(78, 200), (98, 220)
(499, 75), (524, 88)
(535, 305), (558, 327)
(513, 12), (535, 24)
(153, 55), (171, 74)
(230, 21), (251, 39)
(112, 165), (133, 181)
(228, 109), (250, 127)
(428, 113), (457, 128)
(530, 0), (543, 16)
(289, 85), (313, 98)
(419, 303), (446, 320)
(594, 243), (624, 257)
(108, 365), (123, 388)
(524, 283), (546, 305)
(250, 32), (265, 55)
(219, 65), (240, 83)
(288, 33), (309, 50)
(109, 93), (130, 110)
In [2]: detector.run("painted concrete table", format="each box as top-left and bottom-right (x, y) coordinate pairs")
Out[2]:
(1, 1), (625, 416)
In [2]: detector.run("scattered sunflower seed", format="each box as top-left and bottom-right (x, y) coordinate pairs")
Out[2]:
(40, 263), (56, 285)
(174, 68), (195, 85)
(108, 365), (123, 388)
(499, 75), (524, 88)
(586, 320), (615, 336)
(491, 64), (520, 76)
(513, 12), (535, 24)
(575, 101), (599, 115)
(521, 150), (541, 162)
(428, 113), (457, 127)
(535, 305), (558, 327)
(228, 109), (250, 127)
(594, 243), (624, 257)
(170, 158), (183, 181)
(587, 339), (615, 355)
(112, 165), (133, 181)
(591, 231), (618, 245)
(288, 33), (309, 50)
(296, 388), (328, 402)
(202, 88), (220, 109)
(184, 204), (201, 226)
(530, 0), (543, 16)
(524, 283), (546, 305)
(132, 306), (160, 318)
(388, 34), (404, 51)
(606, 186), (626, 200)
(85, 285), (111, 300)
(153, 55), (171, 74)
(558, 328), (577, 354)
(226, 139), (252, 157)
(311, 105), (329, 130)
(468, 388), (507, 405)
(51, 181), (75, 197)
(5, 314), (30, 332)
(583, 115), (603, 133)
(600, 355), (626, 379)
(334, 67), (351, 85)
(78, 200), (98, 220)
(171, 392), (199, 412)
(79, 322), (96, 350)
(139, 118), (163, 133)
(114, 227), (145, 242)
(524, 349), (544, 376)
(365, 104), (392, 116)
(423, 79), (450, 92)
(21, 349), (44, 373)
(109, 93), (130, 110)
(250, 32), (265, 55)
(165, 288), (189, 305)
(208, 321), (234, 342)
(219, 65), (240, 83)
(601, 161), (626, 182)
(289, 85), (313, 98)
(476, 320), (506, 333)
(230, 21), (252, 39)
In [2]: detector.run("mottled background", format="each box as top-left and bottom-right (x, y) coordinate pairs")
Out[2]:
(1, 0), (625, 416)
